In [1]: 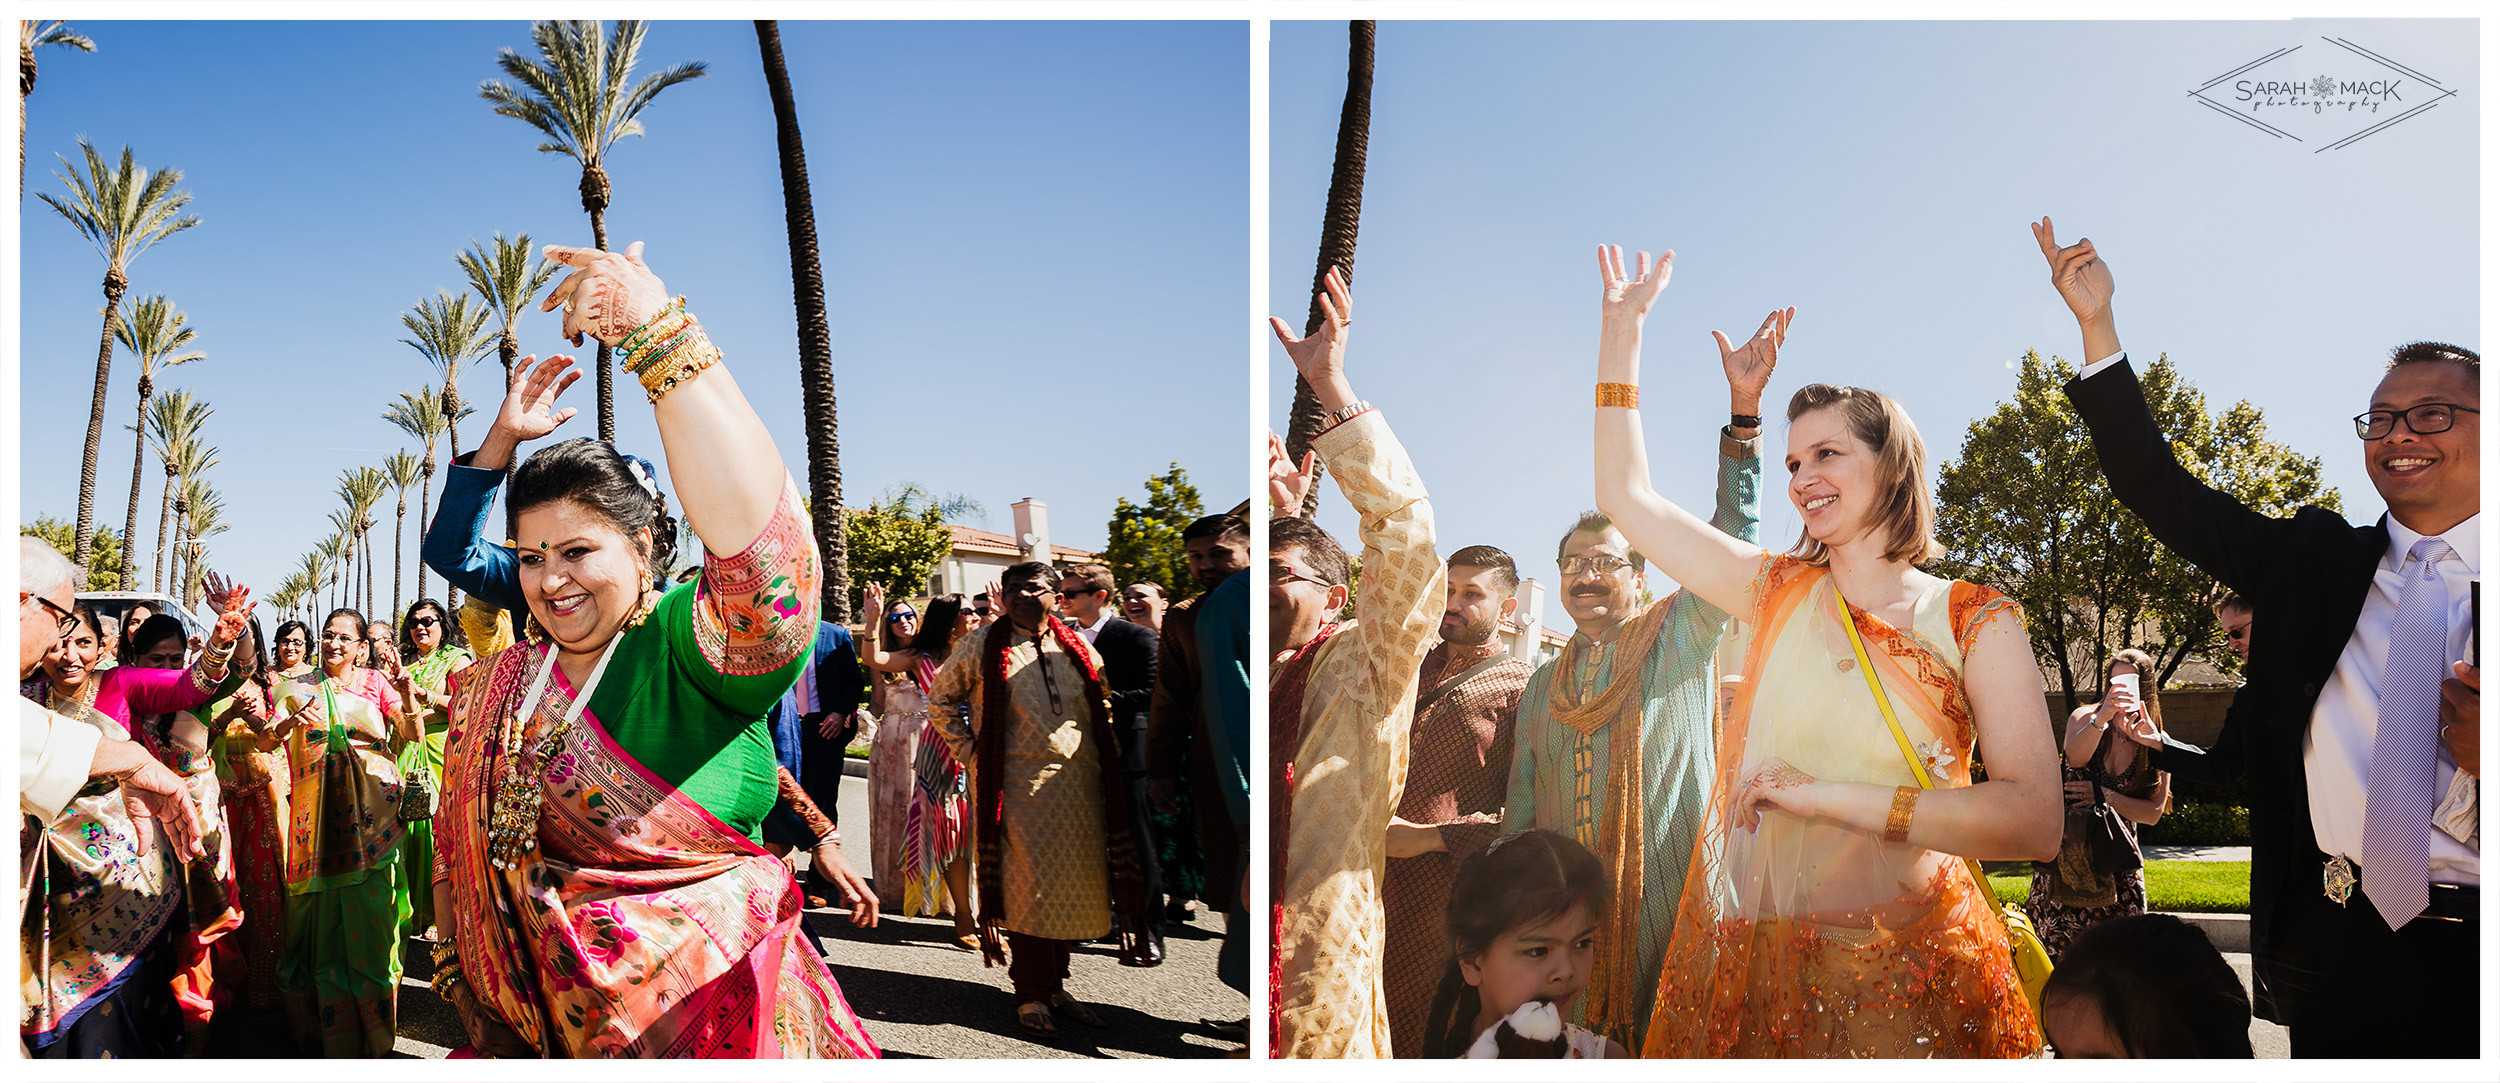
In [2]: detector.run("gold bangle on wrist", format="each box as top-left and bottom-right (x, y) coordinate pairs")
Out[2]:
(1884, 785), (1919, 843)
(1595, 382), (1640, 408)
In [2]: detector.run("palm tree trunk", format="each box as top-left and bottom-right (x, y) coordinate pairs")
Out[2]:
(74, 275), (127, 572)
(756, 20), (849, 624)
(393, 500), (406, 619)
(153, 464), (174, 592)
(120, 375), (152, 590)
(1283, 21), (1375, 517)
(441, 386), (463, 463)
(583, 163), (614, 445)
(417, 469), (432, 606)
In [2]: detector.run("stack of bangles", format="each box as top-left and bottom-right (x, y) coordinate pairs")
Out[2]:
(616, 297), (722, 404)
(430, 940), (467, 998)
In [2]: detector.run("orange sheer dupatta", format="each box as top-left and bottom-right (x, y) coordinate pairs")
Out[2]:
(1643, 556), (2039, 1058)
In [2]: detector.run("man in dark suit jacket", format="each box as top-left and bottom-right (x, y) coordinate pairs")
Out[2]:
(2036, 218), (2480, 1057)
(1060, 561), (1164, 964)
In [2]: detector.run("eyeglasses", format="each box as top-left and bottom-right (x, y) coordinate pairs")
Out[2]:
(973, 606), (993, 616)
(1270, 566), (1333, 590)
(23, 593), (76, 636)
(1557, 555), (1636, 576)
(2354, 402), (2479, 439)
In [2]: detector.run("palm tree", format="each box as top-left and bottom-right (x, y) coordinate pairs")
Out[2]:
(326, 508), (361, 615)
(163, 435), (218, 596)
(338, 467), (387, 616)
(20, 21), (94, 192)
(294, 550), (328, 621)
(140, 387), (211, 592)
(399, 291), (495, 461)
(482, 20), (707, 442)
(753, 20), (849, 623)
(382, 387), (471, 607)
(112, 294), (203, 590)
(456, 232), (559, 394)
(37, 141), (199, 573)
(1282, 21), (1375, 516)
(179, 483), (226, 608)
(383, 451), (422, 618)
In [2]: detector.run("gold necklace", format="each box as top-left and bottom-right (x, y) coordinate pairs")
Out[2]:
(49, 677), (100, 718)
(485, 598), (648, 870)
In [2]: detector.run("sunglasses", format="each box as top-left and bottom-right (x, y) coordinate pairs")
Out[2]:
(887, 611), (918, 623)
(408, 616), (441, 628)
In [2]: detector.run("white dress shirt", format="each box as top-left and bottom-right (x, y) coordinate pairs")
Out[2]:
(1071, 611), (1112, 645)
(19, 698), (102, 821)
(2082, 351), (2480, 885)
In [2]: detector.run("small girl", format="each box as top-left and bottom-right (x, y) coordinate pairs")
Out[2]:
(1420, 829), (1628, 1058)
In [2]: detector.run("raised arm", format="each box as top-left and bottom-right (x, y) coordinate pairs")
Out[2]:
(544, 242), (789, 563)
(425, 353), (581, 613)
(1590, 245), (1781, 617)
(849, 582), (919, 675)
(119, 577), (251, 716)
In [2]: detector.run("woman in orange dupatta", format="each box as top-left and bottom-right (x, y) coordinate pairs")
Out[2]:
(430, 243), (877, 1058)
(1581, 245), (2062, 1057)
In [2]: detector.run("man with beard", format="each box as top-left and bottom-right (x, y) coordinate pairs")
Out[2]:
(1376, 545), (1534, 1055)
(1147, 514), (1252, 1022)
(929, 560), (1155, 1038)
(1503, 352), (1769, 1051)
(1268, 268), (1444, 1058)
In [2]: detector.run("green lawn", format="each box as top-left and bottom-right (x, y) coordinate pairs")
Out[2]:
(1985, 860), (2250, 913)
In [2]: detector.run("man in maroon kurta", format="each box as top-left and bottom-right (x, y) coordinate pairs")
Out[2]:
(1377, 545), (1534, 1056)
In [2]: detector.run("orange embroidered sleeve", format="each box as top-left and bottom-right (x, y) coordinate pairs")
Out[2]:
(1948, 581), (2023, 660)
(691, 478), (821, 677)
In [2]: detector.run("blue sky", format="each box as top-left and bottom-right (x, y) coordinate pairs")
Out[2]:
(20, 19), (1247, 612)
(1270, 18), (2478, 635)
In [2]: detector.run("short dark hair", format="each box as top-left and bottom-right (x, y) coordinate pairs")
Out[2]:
(400, 598), (459, 652)
(1001, 560), (1058, 593)
(2214, 591), (2251, 618)
(1184, 513), (1249, 546)
(2042, 913), (2252, 1058)
(1557, 511), (1645, 574)
(274, 619), (312, 651)
(1270, 516), (1349, 588)
(1447, 545), (1520, 597)
(1059, 562), (1115, 597)
(510, 438), (679, 582)
(2387, 340), (2479, 386)
(1422, 830), (1611, 1058)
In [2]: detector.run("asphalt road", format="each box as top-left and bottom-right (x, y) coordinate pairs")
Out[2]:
(202, 773), (1249, 1060)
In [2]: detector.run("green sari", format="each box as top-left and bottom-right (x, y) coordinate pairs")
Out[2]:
(275, 668), (409, 1058)
(395, 644), (472, 934)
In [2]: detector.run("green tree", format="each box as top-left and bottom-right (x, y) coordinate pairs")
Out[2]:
(23, 516), (122, 592)
(481, 19), (706, 443)
(842, 484), (981, 612)
(112, 294), (204, 590)
(1936, 351), (2339, 713)
(140, 387), (211, 592)
(37, 141), (198, 574)
(19, 20), (95, 192)
(1104, 463), (1206, 602)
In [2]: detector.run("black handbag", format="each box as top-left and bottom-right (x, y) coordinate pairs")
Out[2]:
(2081, 773), (2142, 876)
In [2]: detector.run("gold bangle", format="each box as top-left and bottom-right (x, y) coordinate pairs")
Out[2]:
(641, 333), (722, 404)
(1884, 785), (1919, 843)
(1595, 382), (1640, 408)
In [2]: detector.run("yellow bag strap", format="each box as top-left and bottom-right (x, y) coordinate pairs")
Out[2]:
(1835, 587), (1993, 889)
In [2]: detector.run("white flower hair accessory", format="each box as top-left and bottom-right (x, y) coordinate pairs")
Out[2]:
(623, 456), (660, 502)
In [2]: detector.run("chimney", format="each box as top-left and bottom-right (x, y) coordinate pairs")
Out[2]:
(1011, 498), (1050, 562)
(1509, 578), (1547, 663)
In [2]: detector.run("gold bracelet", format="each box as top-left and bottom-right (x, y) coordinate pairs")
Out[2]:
(641, 333), (723, 404)
(1884, 785), (1919, 843)
(1595, 382), (1640, 408)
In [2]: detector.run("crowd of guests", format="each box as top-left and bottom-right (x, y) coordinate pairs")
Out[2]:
(21, 241), (1251, 1058)
(1270, 218), (2478, 1059)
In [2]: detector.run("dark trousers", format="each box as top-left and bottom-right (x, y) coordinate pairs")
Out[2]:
(1007, 932), (1073, 1001)
(1117, 724), (1163, 915)
(2274, 881), (2479, 1057)
(1219, 905), (1249, 995)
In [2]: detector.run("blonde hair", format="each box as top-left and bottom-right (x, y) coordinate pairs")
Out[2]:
(1785, 384), (1943, 566)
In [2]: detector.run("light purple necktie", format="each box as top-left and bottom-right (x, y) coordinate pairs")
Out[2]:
(2361, 538), (2451, 930)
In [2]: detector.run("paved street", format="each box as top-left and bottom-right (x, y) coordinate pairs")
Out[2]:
(204, 772), (1248, 1059)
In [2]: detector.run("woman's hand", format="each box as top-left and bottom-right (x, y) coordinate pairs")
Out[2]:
(810, 841), (881, 928)
(1714, 307), (1794, 415)
(2063, 778), (2097, 809)
(859, 582), (886, 629)
(204, 576), (252, 653)
(476, 354), (583, 470)
(1598, 244), (1675, 327)
(540, 241), (670, 348)
(1267, 432), (1316, 517)
(2030, 217), (2114, 325)
(1267, 266), (1356, 414)
(1735, 757), (1826, 830)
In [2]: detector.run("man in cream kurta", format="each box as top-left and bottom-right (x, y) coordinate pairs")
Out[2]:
(929, 565), (1116, 1026)
(1272, 404), (1443, 1059)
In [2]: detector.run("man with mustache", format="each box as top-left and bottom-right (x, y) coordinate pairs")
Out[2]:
(2040, 218), (2479, 1057)
(1501, 347), (1769, 1051)
(1377, 545), (1534, 1055)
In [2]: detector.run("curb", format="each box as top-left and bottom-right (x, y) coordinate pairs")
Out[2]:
(843, 756), (868, 778)
(2163, 910), (2249, 953)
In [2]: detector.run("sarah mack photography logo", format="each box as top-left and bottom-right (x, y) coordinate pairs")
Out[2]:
(2189, 38), (2457, 152)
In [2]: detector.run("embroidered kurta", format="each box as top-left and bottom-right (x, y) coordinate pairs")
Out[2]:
(1380, 640), (1531, 1057)
(1504, 430), (1760, 1049)
(929, 623), (1116, 941)
(1274, 408), (1444, 1059)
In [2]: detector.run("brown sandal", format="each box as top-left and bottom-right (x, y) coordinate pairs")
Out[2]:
(1016, 999), (1056, 1038)
(1050, 991), (1106, 1028)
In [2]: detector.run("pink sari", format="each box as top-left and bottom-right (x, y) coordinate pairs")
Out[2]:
(437, 641), (878, 1058)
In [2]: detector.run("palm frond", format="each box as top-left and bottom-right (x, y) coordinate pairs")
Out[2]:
(456, 231), (559, 329)
(23, 21), (98, 53)
(37, 141), (199, 272)
(113, 294), (206, 375)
